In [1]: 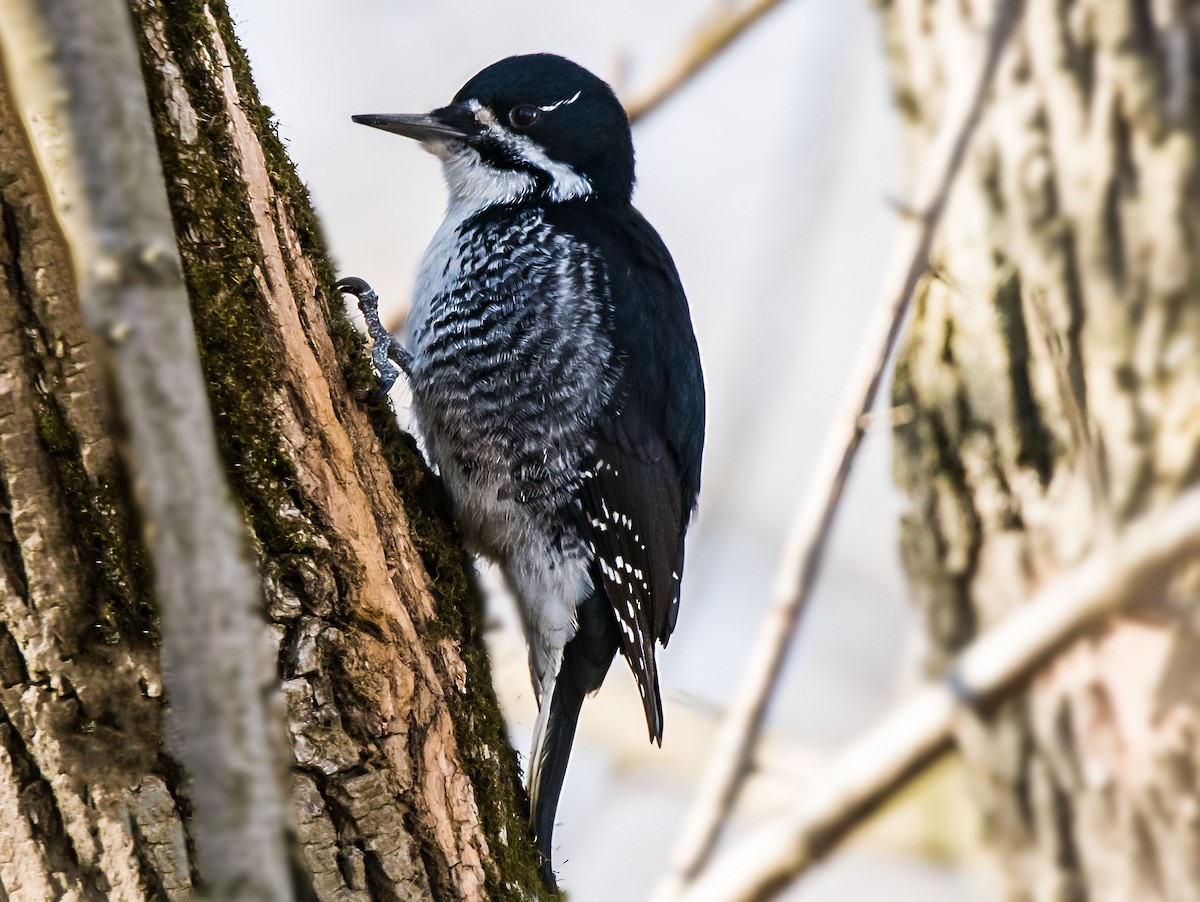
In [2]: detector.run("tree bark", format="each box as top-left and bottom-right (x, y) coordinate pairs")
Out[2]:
(884, 1), (1200, 899)
(0, 1), (545, 899)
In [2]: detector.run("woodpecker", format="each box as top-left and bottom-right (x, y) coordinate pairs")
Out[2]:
(337, 54), (704, 887)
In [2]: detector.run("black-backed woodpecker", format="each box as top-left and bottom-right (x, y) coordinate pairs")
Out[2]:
(337, 53), (705, 888)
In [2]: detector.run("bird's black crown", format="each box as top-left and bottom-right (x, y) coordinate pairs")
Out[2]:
(452, 54), (635, 202)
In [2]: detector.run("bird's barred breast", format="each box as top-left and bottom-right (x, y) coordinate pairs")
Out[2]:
(405, 207), (617, 565)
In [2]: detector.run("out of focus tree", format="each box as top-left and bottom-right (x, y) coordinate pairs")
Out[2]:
(886, 1), (1200, 897)
(0, 1), (545, 899)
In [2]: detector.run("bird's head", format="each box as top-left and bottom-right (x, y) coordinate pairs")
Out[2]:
(353, 54), (634, 213)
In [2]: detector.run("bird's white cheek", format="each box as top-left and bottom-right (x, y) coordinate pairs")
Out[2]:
(421, 138), (461, 163)
(438, 146), (539, 217)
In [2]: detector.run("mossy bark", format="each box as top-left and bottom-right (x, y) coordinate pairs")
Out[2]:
(0, 1), (546, 899)
(883, 1), (1200, 899)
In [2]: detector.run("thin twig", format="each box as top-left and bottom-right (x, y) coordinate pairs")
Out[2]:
(679, 486), (1200, 902)
(653, 2), (1024, 898)
(625, 0), (792, 124)
(0, 2), (292, 898)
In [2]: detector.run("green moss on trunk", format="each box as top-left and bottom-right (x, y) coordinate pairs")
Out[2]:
(129, 1), (550, 895)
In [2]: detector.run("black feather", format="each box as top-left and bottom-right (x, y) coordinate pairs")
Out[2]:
(532, 585), (619, 888)
(544, 200), (705, 741)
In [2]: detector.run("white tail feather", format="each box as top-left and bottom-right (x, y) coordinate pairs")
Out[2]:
(525, 655), (562, 823)
(526, 687), (554, 814)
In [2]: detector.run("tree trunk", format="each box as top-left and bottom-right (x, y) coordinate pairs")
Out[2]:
(883, 1), (1200, 899)
(0, 1), (545, 899)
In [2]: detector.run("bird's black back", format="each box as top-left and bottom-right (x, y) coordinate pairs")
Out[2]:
(540, 198), (705, 739)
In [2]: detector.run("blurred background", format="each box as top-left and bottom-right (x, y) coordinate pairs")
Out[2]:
(229, 1), (992, 898)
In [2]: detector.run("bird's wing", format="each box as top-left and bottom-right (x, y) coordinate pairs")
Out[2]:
(578, 425), (681, 742)
(570, 206), (705, 742)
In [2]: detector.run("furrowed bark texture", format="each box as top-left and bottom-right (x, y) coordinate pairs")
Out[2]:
(883, 1), (1200, 899)
(0, 1), (545, 898)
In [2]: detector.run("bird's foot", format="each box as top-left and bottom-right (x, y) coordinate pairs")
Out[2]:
(335, 276), (413, 396)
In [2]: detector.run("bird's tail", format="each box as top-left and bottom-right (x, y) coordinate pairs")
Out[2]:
(527, 587), (618, 889)
(529, 668), (585, 888)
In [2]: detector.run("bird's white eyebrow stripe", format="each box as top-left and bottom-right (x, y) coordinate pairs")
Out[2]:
(539, 90), (581, 113)
(458, 96), (593, 206)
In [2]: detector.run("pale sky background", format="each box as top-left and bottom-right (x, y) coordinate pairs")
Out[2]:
(229, 2), (994, 898)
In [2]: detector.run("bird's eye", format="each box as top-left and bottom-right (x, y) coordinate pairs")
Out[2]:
(508, 104), (541, 129)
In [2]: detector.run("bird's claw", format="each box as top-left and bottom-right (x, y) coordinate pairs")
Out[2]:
(370, 374), (398, 400)
(335, 276), (413, 395)
(334, 276), (373, 297)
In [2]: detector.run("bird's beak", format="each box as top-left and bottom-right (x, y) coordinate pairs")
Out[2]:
(351, 105), (480, 143)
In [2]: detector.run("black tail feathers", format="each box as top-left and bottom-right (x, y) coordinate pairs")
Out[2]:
(533, 674), (586, 889)
(530, 588), (619, 889)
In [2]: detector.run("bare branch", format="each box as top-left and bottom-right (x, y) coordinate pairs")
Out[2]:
(679, 486), (1200, 902)
(654, 2), (1024, 896)
(624, 0), (792, 125)
(0, 1), (291, 898)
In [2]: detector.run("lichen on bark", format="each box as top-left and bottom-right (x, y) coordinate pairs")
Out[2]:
(883, 0), (1200, 897)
